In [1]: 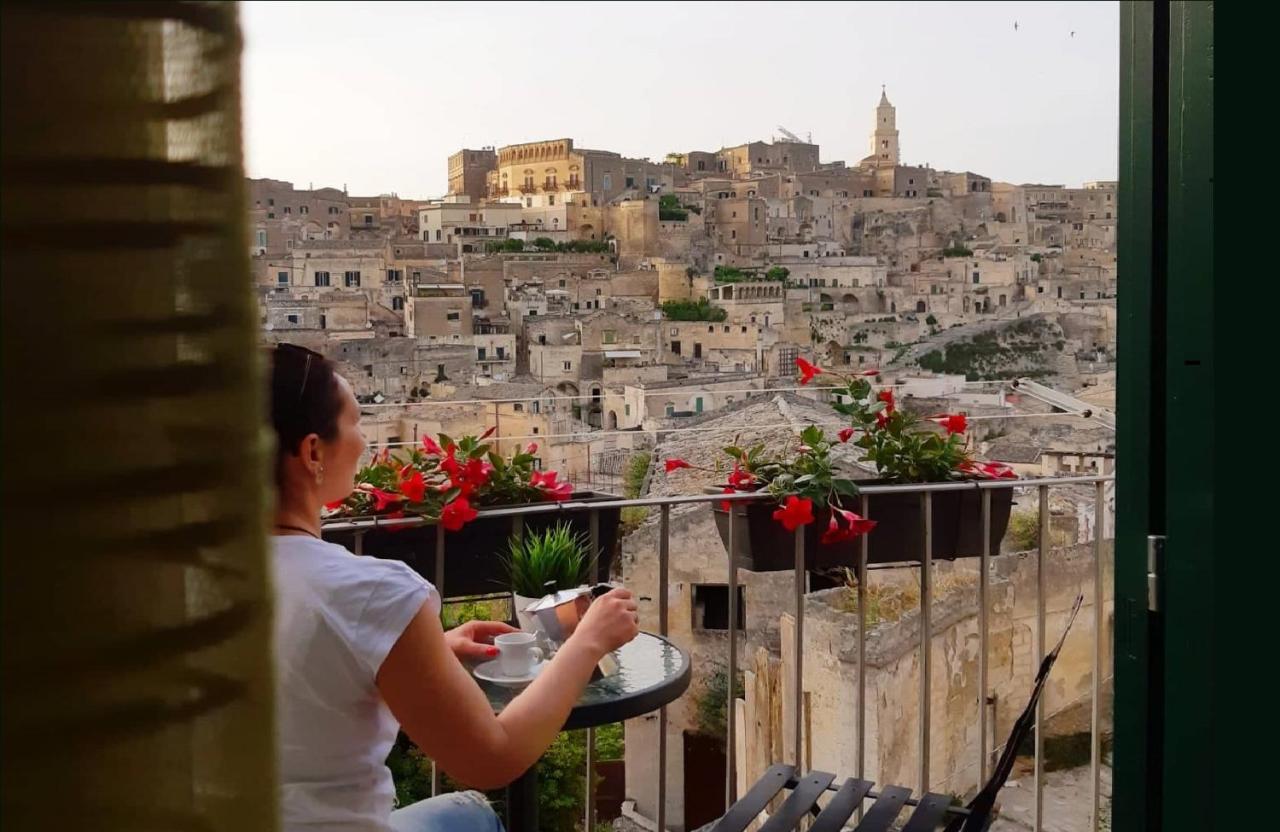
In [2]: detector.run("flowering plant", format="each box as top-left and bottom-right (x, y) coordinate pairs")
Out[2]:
(665, 358), (1015, 538)
(325, 428), (573, 532)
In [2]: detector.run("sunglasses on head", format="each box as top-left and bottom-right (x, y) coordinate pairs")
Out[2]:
(275, 343), (324, 400)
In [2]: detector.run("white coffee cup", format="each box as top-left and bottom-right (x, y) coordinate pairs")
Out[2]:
(495, 631), (544, 677)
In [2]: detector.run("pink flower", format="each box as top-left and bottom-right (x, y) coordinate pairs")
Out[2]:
(440, 497), (478, 531)
(525, 442), (539, 455)
(960, 460), (1018, 480)
(860, 369), (881, 377)
(796, 357), (822, 385)
(665, 458), (692, 473)
(772, 495), (815, 532)
(838, 427), (855, 443)
(422, 435), (444, 455)
(932, 414), (968, 435)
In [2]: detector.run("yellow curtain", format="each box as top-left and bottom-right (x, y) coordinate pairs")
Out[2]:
(1, 3), (275, 829)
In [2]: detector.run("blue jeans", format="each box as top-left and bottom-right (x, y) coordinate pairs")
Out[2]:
(389, 791), (504, 832)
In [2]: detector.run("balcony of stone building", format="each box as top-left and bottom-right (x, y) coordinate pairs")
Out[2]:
(319, 473), (1115, 832)
(519, 183), (537, 194)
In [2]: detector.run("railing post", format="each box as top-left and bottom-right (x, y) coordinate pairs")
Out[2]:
(585, 508), (600, 831)
(793, 526), (804, 768)
(584, 726), (595, 831)
(856, 493), (869, 824)
(657, 504), (670, 832)
(726, 500), (738, 805)
(432, 523), (445, 797)
(1091, 480), (1106, 832)
(1035, 484), (1048, 832)
(919, 492), (932, 793)
(354, 530), (364, 557)
(979, 489), (991, 785)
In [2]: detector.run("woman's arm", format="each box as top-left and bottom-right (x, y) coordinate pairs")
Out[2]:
(377, 588), (638, 790)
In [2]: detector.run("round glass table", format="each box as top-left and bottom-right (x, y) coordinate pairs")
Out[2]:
(475, 632), (691, 831)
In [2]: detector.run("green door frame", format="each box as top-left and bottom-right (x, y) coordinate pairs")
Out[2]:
(1115, 3), (1213, 830)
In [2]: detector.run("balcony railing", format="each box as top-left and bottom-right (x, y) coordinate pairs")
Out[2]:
(322, 474), (1114, 831)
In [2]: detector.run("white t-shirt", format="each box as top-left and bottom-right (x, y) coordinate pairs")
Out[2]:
(272, 535), (437, 832)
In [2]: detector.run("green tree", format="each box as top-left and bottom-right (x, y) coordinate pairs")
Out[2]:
(532, 237), (556, 251)
(765, 266), (790, 281)
(662, 297), (727, 322)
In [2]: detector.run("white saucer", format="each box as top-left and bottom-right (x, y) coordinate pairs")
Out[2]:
(473, 658), (546, 687)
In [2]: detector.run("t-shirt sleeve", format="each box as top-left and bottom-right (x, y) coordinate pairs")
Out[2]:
(341, 559), (439, 677)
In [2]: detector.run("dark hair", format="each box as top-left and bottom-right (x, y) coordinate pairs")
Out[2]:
(268, 343), (344, 488)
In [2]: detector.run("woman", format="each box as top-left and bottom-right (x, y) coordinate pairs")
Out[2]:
(268, 343), (639, 831)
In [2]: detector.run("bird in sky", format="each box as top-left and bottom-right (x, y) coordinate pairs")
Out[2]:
(1014, 20), (1019, 31)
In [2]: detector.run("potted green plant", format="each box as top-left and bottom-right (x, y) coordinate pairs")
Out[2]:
(501, 522), (592, 631)
(322, 431), (621, 598)
(667, 359), (1016, 569)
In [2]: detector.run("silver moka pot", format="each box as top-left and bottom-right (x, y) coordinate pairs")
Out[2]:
(520, 583), (620, 677)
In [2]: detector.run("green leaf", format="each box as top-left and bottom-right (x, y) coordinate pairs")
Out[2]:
(437, 433), (455, 450)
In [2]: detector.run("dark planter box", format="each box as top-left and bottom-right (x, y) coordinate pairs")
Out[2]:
(323, 491), (622, 598)
(710, 483), (1013, 571)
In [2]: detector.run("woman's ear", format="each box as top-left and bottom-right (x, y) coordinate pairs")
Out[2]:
(298, 433), (322, 472)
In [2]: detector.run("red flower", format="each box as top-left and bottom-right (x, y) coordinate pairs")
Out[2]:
(932, 413), (968, 435)
(727, 463), (754, 489)
(368, 486), (403, 512)
(324, 498), (348, 511)
(665, 458), (692, 473)
(838, 427), (855, 443)
(875, 389), (895, 429)
(422, 435), (444, 455)
(795, 357), (822, 385)
(772, 495), (815, 531)
(531, 469), (574, 500)
(399, 469), (426, 503)
(719, 486), (735, 512)
(463, 457), (493, 487)
(479, 426), (497, 440)
(440, 497), (478, 531)
(860, 369), (881, 377)
(440, 445), (462, 480)
(819, 507), (877, 544)
(382, 509), (410, 533)
(525, 442), (538, 455)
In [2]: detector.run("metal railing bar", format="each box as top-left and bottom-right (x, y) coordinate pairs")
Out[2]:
(918, 492), (932, 792)
(657, 504), (670, 832)
(1034, 485), (1048, 832)
(319, 477), (1117, 532)
(979, 490), (991, 784)
(856, 492), (869, 824)
(1090, 480), (1105, 832)
(727, 502), (739, 805)
(793, 528), (804, 767)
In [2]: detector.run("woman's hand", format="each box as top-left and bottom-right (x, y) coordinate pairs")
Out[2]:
(444, 619), (519, 662)
(569, 588), (639, 658)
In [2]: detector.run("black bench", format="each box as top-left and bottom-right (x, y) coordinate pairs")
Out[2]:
(713, 594), (1085, 832)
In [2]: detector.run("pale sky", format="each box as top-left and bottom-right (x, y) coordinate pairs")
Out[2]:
(242, 1), (1119, 198)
